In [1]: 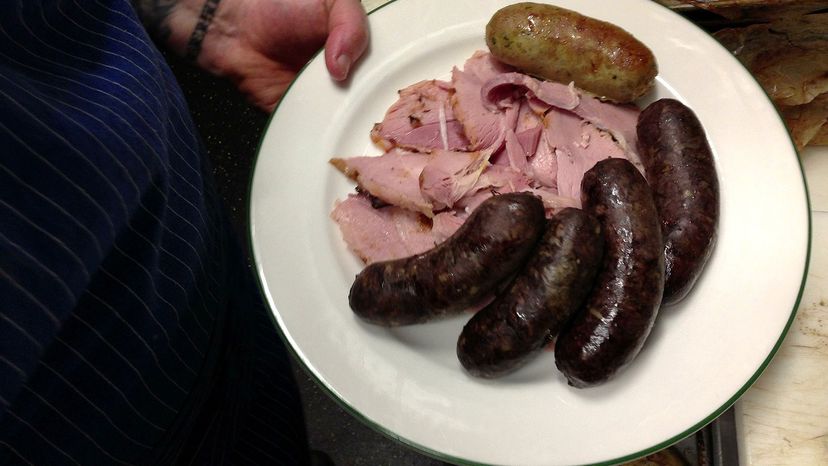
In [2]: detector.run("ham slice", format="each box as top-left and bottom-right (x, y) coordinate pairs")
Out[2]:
(528, 129), (557, 189)
(545, 108), (628, 200)
(332, 50), (647, 262)
(454, 165), (578, 214)
(419, 149), (490, 211)
(516, 100), (544, 134)
(431, 211), (465, 243)
(531, 186), (581, 212)
(481, 70), (642, 157)
(332, 148), (491, 217)
(573, 94), (641, 158)
(456, 164), (534, 212)
(371, 79), (470, 152)
(451, 51), (518, 151)
(503, 129), (529, 173)
(330, 149), (433, 216)
(481, 72), (579, 112)
(331, 194), (437, 264)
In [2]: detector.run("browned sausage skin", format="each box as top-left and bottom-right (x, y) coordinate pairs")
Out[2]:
(457, 208), (604, 378)
(486, 2), (657, 103)
(554, 159), (664, 388)
(349, 193), (546, 326)
(637, 98), (719, 305)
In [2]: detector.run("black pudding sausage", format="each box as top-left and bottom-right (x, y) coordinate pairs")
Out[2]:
(349, 193), (546, 326)
(554, 159), (664, 388)
(637, 98), (719, 305)
(457, 208), (604, 378)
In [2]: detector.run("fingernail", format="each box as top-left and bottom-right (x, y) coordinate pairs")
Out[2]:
(336, 54), (351, 80)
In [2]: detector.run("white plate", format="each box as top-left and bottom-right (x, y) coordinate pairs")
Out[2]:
(249, 1), (810, 464)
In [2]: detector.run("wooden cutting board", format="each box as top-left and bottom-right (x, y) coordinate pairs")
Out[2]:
(736, 146), (828, 464)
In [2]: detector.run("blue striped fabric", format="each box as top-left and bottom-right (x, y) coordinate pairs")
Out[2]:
(0, 1), (308, 464)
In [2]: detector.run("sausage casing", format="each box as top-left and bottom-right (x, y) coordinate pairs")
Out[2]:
(349, 193), (546, 326)
(637, 98), (719, 305)
(486, 2), (657, 103)
(457, 208), (603, 378)
(554, 159), (664, 387)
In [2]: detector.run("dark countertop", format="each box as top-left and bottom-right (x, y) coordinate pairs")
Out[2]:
(164, 51), (448, 465)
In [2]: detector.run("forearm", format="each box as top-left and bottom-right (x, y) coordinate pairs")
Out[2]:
(131, 0), (216, 60)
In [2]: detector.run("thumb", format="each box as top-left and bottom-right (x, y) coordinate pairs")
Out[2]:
(323, 0), (369, 81)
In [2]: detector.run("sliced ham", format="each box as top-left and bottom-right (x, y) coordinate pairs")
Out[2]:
(573, 94), (641, 158)
(454, 165), (531, 212)
(332, 148), (491, 217)
(468, 165), (578, 213)
(332, 50), (649, 263)
(531, 186), (581, 213)
(331, 194), (437, 264)
(481, 72), (579, 112)
(419, 149), (489, 211)
(503, 129), (529, 173)
(371, 79), (470, 152)
(502, 126), (543, 172)
(330, 149), (434, 216)
(481, 69), (642, 158)
(516, 125), (542, 158)
(545, 108), (628, 200)
(431, 210), (466, 243)
(516, 100), (544, 133)
(527, 129), (557, 189)
(451, 51), (518, 151)
(491, 104), (543, 169)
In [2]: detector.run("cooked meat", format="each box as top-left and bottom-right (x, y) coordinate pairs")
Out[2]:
(330, 194), (437, 264)
(418, 150), (490, 211)
(480, 70), (642, 157)
(330, 149), (434, 215)
(332, 50), (649, 263)
(544, 108), (631, 200)
(371, 79), (470, 152)
(451, 51), (518, 151)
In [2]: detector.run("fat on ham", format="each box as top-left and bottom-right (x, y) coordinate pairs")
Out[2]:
(331, 51), (642, 264)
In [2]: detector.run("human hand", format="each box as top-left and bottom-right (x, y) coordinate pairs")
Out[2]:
(156, 0), (369, 111)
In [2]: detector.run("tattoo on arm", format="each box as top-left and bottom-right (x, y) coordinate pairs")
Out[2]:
(131, 0), (177, 42)
(185, 0), (221, 62)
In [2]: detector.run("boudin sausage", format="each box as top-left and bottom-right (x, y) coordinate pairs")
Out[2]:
(349, 193), (546, 326)
(486, 3), (657, 103)
(637, 98), (719, 305)
(457, 208), (603, 378)
(554, 158), (664, 388)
